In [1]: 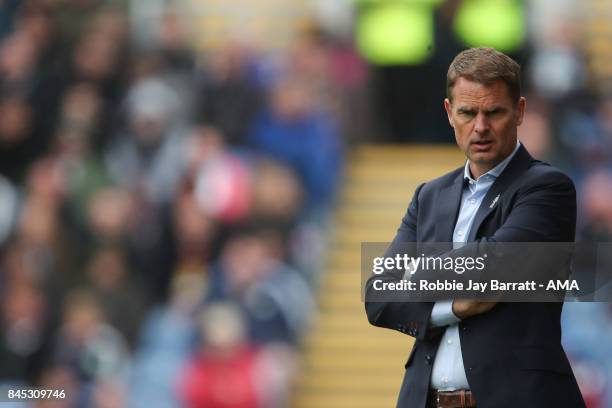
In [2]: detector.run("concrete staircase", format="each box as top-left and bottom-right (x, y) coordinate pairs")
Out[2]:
(292, 145), (464, 408)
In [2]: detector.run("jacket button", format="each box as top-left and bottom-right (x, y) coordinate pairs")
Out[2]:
(425, 355), (433, 364)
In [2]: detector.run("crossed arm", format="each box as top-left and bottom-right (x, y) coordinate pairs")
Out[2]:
(365, 170), (576, 338)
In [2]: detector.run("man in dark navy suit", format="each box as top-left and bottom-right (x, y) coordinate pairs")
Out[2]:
(365, 48), (586, 408)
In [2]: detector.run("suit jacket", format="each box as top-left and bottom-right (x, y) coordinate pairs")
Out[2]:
(365, 145), (586, 408)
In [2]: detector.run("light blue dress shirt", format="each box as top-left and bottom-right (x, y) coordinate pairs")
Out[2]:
(429, 141), (521, 391)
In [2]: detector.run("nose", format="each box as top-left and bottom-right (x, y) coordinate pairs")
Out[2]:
(474, 112), (490, 134)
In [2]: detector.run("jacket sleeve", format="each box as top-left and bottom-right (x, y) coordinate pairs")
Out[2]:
(364, 183), (444, 340)
(364, 169), (577, 338)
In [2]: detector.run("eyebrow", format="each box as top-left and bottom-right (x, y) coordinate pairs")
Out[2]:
(485, 106), (508, 114)
(456, 106), (509, 114)
(456, 107), (476, 114)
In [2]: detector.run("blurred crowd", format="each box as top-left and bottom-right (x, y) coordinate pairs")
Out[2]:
(520, 2), (612, 407)
(0, 0), (358, 407)
(1, 0), (612, 407)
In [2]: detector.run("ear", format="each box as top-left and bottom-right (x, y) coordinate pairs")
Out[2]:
(515, 97), (526, 126)
(444, 98), (454, 128)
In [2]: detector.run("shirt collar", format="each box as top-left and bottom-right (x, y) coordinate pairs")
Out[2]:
(464, 140), (521, 183)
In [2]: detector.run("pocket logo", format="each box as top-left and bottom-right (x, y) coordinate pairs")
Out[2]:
(489, 194), (500, 209)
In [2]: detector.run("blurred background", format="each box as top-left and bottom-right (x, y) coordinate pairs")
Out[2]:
(1, 0), (612, 407)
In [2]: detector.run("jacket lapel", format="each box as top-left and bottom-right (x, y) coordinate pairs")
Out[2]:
(466, 145), (534, 242)
(435, 170), (465, 242)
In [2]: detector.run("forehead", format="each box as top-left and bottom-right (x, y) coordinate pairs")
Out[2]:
(450, 77), (513, 107)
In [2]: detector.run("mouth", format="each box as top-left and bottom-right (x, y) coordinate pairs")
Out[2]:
(471, 140), (493, 152)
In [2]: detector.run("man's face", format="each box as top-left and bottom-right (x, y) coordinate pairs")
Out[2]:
(444, 77), (526, 178)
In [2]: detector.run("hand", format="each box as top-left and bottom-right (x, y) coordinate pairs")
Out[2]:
(452, 299), (497, 320)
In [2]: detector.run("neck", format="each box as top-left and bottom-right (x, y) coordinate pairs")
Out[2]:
(468, 162), (493, 179)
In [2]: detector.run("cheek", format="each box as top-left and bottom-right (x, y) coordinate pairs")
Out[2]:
(454, 124), (470, 142)
(490, 119), (511, 137)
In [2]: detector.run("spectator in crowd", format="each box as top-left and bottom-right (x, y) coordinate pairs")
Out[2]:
(579, 170), (612, 241)
(50, 289), (130, 406)
(248, 76), (343, 217)
(0, 0), (20, 40)
(207, 224), (314, 346)
(130, 274), (205, 408)
(189, 125), (252, 224)
(179, 302), (263, 408)
(104, 77), (187, 206)
(0, 277), (49, 385)
(196, 43), (263, 146)
(85, 247), (146, 347)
